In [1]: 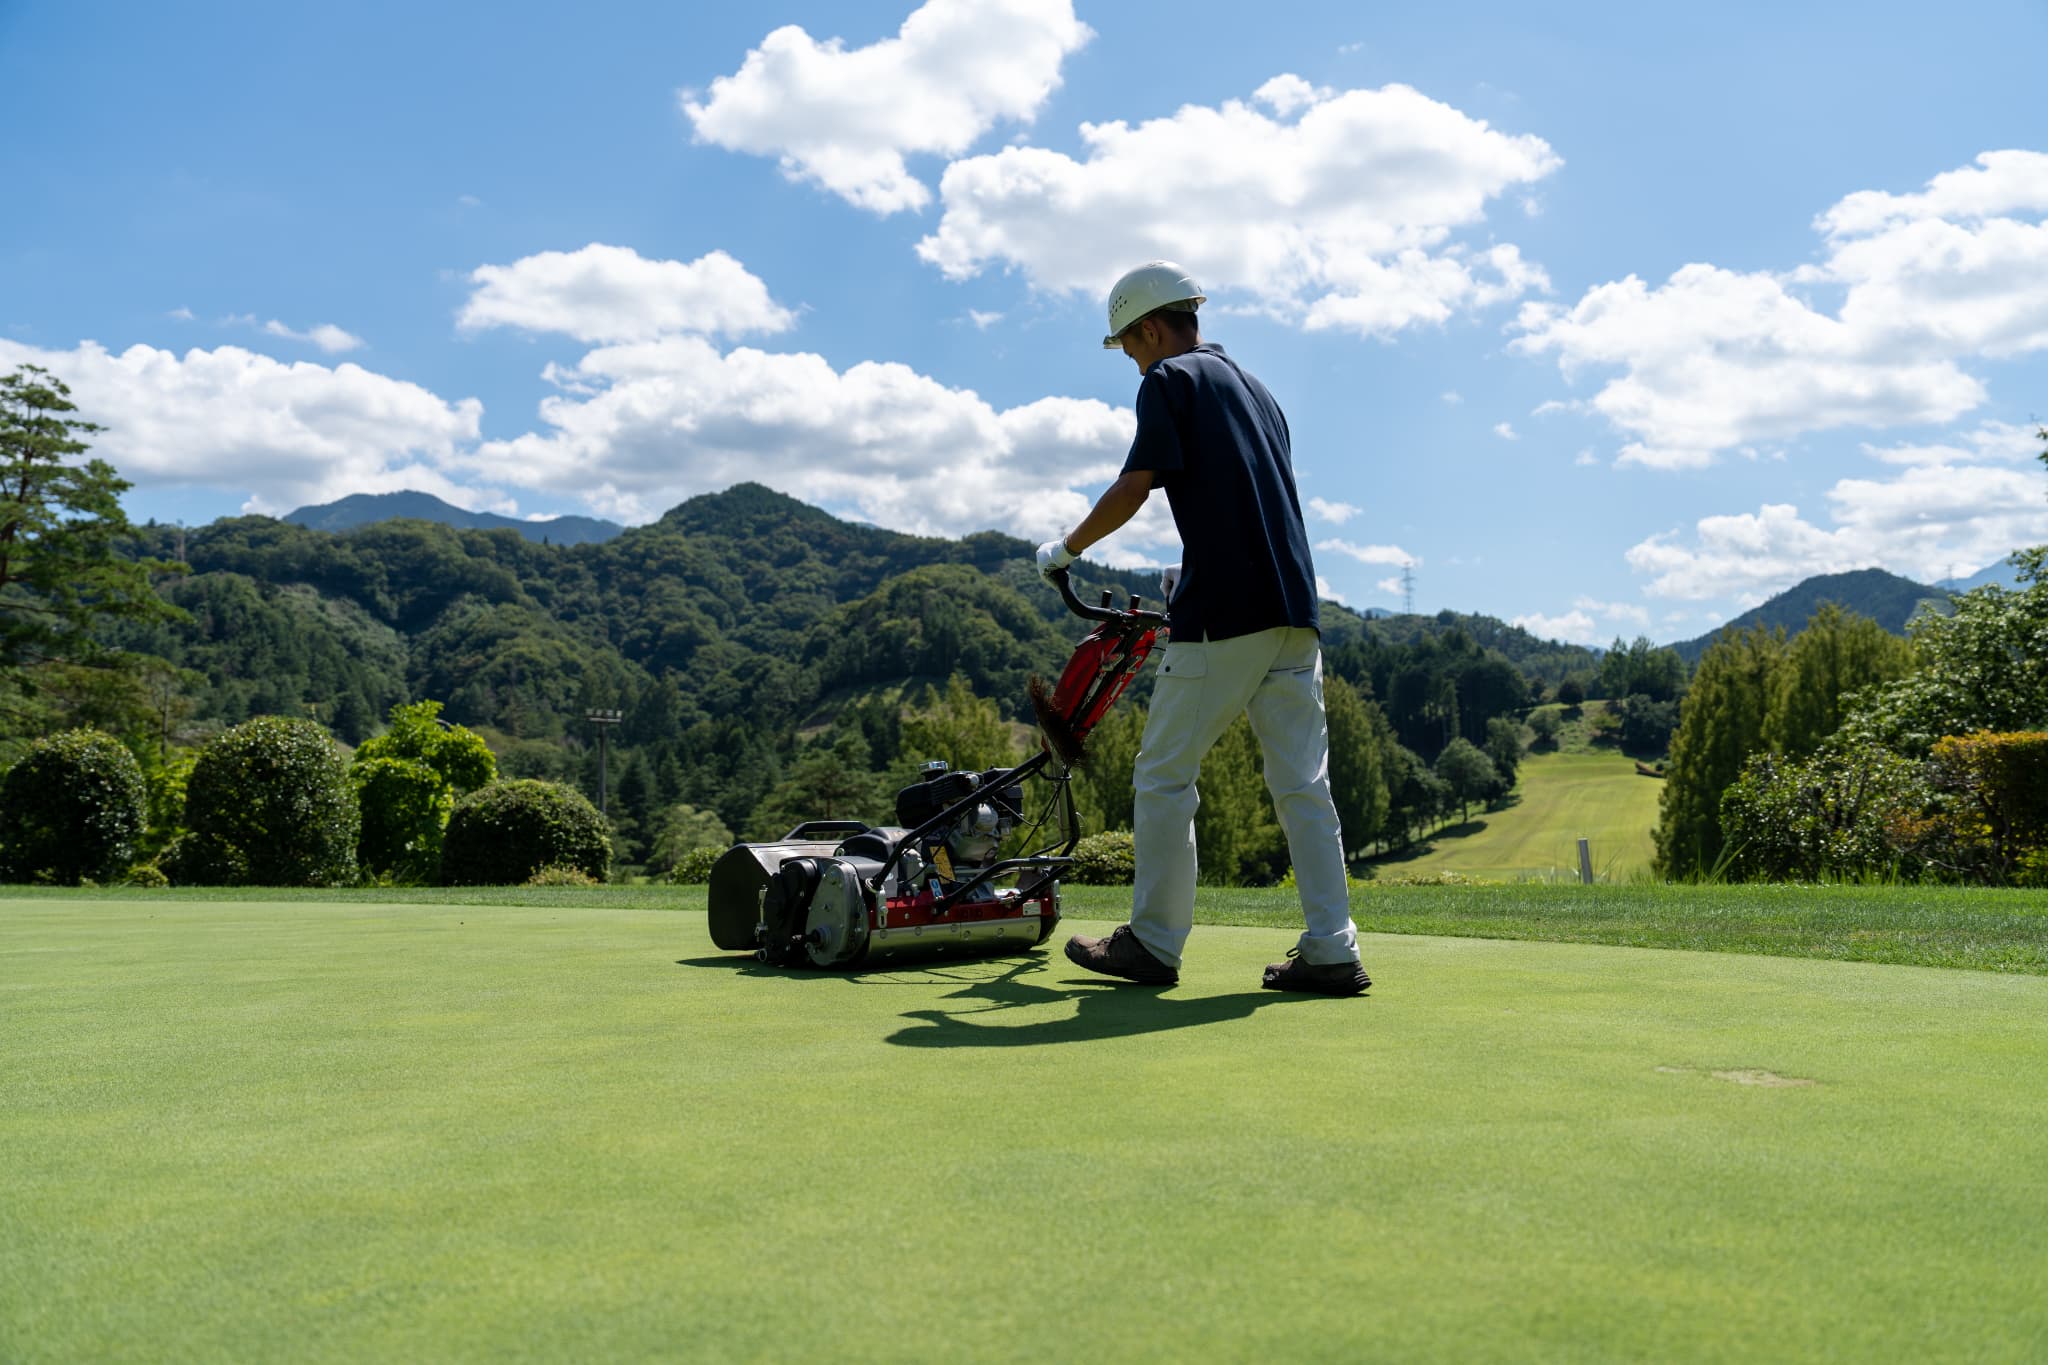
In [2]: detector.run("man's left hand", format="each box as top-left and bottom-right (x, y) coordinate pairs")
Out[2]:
(1036, 539), (1077, 582)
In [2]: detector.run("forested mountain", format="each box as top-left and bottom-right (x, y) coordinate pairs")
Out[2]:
(1672, 568), (1946, 662)
(83, 482), (1624, 855)
(284, 490), (624, 546)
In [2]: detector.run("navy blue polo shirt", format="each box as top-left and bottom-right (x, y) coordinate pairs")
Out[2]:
(1119, 343), (1319, 641)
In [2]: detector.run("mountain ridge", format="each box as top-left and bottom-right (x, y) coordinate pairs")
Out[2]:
(284, 490), (624, 546)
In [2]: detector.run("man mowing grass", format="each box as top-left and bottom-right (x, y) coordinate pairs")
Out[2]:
(1037, 260), (1370, 997)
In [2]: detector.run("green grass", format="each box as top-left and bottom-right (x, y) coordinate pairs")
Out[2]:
(13, 878), (2048, 974)
(1363, 747), (1664, 882)
(6, 897), (2048, 1361)
(1172, 881), (2048, 975)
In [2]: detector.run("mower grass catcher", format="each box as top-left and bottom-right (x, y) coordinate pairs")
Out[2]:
(706, 569), (1163, 969)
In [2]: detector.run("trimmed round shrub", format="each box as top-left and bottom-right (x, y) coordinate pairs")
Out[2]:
(441, 780), (611, 886)
(182, 717), (359, 886)
(669, 844), (724, 885)
(0, 729), (147, 884)
(1068, 830), (1136, 885)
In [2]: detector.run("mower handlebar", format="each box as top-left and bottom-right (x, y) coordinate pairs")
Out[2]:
(1049, 567), (1168, 627)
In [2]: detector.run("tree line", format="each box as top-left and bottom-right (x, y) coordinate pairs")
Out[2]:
(1651, 424), (2048, 885)
(0, 363), (1748, 887)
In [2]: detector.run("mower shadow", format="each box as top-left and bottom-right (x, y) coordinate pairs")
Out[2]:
(676, 952), (1324, 1048)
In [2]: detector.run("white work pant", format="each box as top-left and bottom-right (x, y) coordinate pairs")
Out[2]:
(1128, 626), (1359, 969)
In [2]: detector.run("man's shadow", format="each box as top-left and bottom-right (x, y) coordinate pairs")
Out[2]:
(677, 952), (1324, 1048)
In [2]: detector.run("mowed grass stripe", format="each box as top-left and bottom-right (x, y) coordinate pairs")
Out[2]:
(11, 878), (2048, 974)
(4, 902), (2048, 1362)
(1364, 748), (1664, 882)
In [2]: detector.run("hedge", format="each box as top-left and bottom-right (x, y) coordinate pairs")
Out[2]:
(441, 780), (611, 886)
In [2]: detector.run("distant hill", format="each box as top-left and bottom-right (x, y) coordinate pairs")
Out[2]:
(1945, 555), (2027, 593)
(1671, 568), (1948, 662)
(285, 490), (623, 546)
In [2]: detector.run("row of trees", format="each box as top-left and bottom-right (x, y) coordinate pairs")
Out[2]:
(1, 359), (1546, 886)
(0, 704), (611, 888)
(1652, 421), (2048, 884)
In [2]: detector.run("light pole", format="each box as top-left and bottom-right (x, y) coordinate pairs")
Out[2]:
(586, 708), (623, 815)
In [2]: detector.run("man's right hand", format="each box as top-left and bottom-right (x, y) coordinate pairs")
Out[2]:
(1161, 562), (1183, 600)
(1036, 539), (1077, 582)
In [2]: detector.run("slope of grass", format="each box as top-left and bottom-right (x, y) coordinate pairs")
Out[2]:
(5, 901), (2046, 1362)
(1363, 747), (1663, 882)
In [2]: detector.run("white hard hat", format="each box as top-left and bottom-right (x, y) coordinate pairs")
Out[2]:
(1102, 261), (1205, 349)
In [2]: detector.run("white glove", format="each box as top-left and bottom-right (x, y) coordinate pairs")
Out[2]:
(1036, 538), (1077, 582)
(1160, 562), (1183, 601)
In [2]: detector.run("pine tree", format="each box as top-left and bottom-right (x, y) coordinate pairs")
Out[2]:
(1, 365), (182, 680)
(1760, 603), (1914, 758)
(1654, 625), (1786, 877)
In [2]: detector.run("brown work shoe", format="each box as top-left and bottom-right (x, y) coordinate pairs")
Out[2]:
(1262, 950), (1371, 996)
(1064, 925), (1178, 985)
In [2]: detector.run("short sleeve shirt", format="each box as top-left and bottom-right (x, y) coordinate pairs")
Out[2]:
(1119, 343), (1320, 641)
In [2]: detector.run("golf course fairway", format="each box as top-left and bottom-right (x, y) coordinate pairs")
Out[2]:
(6, 900), (2046, 1361)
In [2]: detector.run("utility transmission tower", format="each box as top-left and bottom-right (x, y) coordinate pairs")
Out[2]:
(1401, 563), (1415, 616)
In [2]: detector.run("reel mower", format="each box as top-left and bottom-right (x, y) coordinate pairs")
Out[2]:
(705, 568), (1163, 969)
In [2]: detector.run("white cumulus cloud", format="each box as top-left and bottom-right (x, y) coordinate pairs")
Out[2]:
(457, 334), (1178, 563)
(1572, 596), (1651, 628)
(1514, 150), (2048, 468)
(916, 77), (1559, 336)
(0, 338), (487, 515)
(1307, 496), (1360, 523)
(1511, 609), (1598, 645)
(1624, 431), (2048, 602)
(681, 0), (1092, 214)
(260, 319), (364, 354)
(459, 244), (795, 343)
(1317, 539), (1416, 567)
(1492, 421), (1518, 441)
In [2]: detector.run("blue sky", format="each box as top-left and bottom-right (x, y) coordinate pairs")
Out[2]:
(4, 0), (2045, 643)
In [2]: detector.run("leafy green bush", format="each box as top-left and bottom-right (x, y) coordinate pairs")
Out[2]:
(352, 756), (452, 884)
(122, 861), (170, 888)
(180, 717), (359, 886)
(350, 700), (496, 882)
(647, 804), (735, 878)
(441, 779), (611, 885)
(0, 728), (147, 884)
(670, 845), (725, 885)
(525, 862), (598, 887)
(1923, 731), (2048, 886)
(1068, 830), (1136, 884)
(160, 830), (249, 886)
(1718, 746), (1929, 883)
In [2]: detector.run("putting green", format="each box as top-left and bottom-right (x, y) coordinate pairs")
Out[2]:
(5, 901), (2046, 1361)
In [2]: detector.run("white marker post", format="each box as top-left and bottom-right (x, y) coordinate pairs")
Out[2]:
(1577, 838), (1594, 886)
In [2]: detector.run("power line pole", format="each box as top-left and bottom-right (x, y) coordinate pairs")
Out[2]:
(586, 708), (623, 815)
(1401, 563), (1415, 616)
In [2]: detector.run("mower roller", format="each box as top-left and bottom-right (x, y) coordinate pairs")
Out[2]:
(705, 568), (1163, 969)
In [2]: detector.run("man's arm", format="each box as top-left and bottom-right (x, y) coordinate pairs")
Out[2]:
(1064, 470), (1155, 554)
